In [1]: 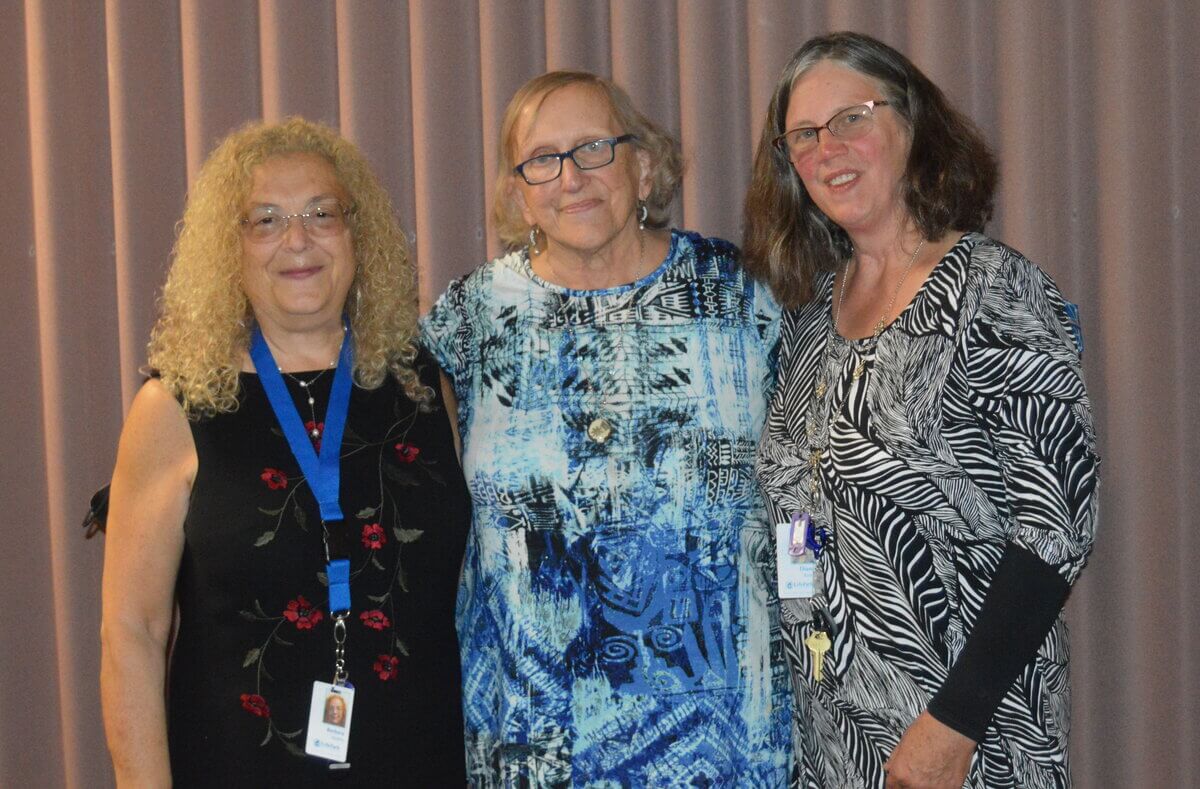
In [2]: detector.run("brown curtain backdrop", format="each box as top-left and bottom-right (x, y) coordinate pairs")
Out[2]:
(3, 1), (1196, 785)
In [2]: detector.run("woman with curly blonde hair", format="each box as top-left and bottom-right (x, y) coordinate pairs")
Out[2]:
(149, 116), (428, 414)
(100, 117), (469, 785)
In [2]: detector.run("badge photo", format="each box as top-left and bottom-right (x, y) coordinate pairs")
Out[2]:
(305, 681), (355, 763)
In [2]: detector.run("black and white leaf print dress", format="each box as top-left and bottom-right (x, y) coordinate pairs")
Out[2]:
(756, 234), (1099, 788)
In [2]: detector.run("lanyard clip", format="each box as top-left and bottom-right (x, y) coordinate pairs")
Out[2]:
(332, 613), (349, 685)
(789, 512), (812, 557)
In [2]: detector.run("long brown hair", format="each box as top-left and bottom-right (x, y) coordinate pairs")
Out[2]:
(742, 31), (998, 307)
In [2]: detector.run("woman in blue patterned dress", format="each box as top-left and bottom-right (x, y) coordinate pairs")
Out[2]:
(422, 71), (793, 786)
(744, 32), (1099, 788)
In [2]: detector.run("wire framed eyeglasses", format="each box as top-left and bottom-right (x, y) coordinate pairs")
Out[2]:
(239, 200), (351, 243)
(773, 100), (890, 161)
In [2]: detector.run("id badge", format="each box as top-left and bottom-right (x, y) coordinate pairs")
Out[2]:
(305, 681), (354, 762)
(776, 521), (817, 599)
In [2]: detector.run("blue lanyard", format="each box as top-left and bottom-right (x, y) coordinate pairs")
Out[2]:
(250, 325), (354, 616)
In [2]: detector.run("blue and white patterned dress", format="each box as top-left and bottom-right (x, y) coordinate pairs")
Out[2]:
(422, 230), (793, 787)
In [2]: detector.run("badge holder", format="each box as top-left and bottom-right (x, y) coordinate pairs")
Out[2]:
(305, 553), (354, 763)
(775, 512), (826, 599)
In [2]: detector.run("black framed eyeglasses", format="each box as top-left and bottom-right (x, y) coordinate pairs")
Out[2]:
(239, 199), (351, 243)
(514, 134), (638, 185)
(773, 100), (890, 161)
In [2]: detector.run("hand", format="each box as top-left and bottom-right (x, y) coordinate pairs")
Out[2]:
(883, 711), (976, 788)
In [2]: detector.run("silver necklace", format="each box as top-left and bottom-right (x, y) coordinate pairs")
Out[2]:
(275, 329), (345, 440)
(283, 365), (336, 439)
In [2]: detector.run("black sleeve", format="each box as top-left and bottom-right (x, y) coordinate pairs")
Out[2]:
(926, 542), (1070, 742)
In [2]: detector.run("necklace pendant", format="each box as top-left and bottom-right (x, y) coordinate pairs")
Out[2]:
(310, 429), (321, 439)
(815, 379), (827, 398)
(853, 359), (867, 380)
(587, 417), (614, 444)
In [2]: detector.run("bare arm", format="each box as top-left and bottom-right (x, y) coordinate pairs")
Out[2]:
(100, 380), (196, 787)
(439, 371), (462, 460)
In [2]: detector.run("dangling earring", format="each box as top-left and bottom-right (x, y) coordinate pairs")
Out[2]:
(528, 225), (542, 255)
(637, 202), (648, 231)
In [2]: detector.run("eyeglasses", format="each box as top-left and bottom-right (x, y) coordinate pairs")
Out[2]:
(240, 199), (351, 243)
(513, 134), (638, 185)
(773, 100), (890, 161)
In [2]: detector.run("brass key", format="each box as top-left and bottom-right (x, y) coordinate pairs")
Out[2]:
(804, 629), (831, 682)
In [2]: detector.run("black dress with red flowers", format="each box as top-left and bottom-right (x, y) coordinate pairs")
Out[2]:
(166, 351), (469, 787)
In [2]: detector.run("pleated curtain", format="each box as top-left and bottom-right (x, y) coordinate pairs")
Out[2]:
(3, 1), (1197, 785)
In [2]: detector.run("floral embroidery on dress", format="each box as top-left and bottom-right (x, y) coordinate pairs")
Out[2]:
(359, 609), (390, 630)
(304, 421), (324, 451)
(282, 595), (323, 630)
(373, 654), (400, 681)
(393, 442), (420, 462)
(360, 522), (386, 550)
(259, 468), (288, 490)
(236, 395), (441, 758)
(240, 693), (270, 718)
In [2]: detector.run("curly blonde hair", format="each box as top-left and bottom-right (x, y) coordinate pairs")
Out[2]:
(492, 71), (684, 251)
(147, 117), (430, 416)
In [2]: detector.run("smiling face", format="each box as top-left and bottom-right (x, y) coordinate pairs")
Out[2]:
(324, 694), (346, 726)
(240, 152), (355, 335)
(508, 83), (650, 259)
(784, 60), (911, 240)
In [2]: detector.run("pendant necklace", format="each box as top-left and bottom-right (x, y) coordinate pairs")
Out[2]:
(816, 238), (925, 395)
(807, 238), (926, 502)
(584, 231), (647, 446)
(274, 327), (347, 442)
(533, 227), (648, 447)
(285, 367), (334, 440)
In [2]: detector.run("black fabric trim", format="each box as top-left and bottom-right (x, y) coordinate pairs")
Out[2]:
(927, 542), (1070, 741)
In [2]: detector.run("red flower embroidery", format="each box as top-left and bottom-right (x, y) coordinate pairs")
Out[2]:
(360, 609), (390, 630)
(240, 693), (270, 718)
(394, 442), (421, 463)
(374, 654), (400, 681)
(282, 595), (324, 630)
(260, 468), (288, 490)
(305, 420), (325, 451)
(361, 523), (387, 550)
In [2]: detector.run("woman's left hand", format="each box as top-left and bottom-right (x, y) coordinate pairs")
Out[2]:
(883, 711), (976, 788)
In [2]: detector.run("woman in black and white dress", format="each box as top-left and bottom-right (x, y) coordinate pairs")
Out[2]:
(744, 32), (1098, 788)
